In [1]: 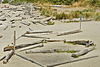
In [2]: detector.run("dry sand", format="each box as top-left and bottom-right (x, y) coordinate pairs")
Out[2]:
(0, 4), (100, 67)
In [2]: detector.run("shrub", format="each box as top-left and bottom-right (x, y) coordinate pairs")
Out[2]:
(2, 0), (9, 3)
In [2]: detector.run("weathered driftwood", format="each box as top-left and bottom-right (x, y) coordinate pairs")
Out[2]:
(21, 22), (31, 26)
(4, 25), (8, 30)
(26, 30), (53, 34)
(42, 17), (52, 22)
(47, 55), (98, 67)
(16, 53), (45, 67)
(66, 40), (94, 47)
(22, 34), (50, 39)
(31, 20), (46, 26)
(0, 18), (6, 21)
(25, 49), (80, 54)
(71, 47), (95, 57)
(26, 49), (56, 54)
(45, 39), (64, 42)
(3, 50), (14, 64)
(4, 40), (43, 51)
(19, 45), (44, 52)
(0, 56), (6, 61)
(57, 30), (82, 36)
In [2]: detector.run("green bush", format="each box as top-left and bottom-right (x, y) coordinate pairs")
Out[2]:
(2, 0), (9, 3)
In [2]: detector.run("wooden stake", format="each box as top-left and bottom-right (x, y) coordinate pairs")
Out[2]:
(14, 31), (16, 54)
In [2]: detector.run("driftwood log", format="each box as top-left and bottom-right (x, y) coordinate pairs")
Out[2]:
(25, 49), (80, 54)
(45, 39), (64, 42)
(0, 56), (6, 61)
(57, 30), (82, 36)
(26, 49), (56, 54)
(4, 40), (43, 51)
(3, 50), (14, 64)
(66, 40), (94, 47)
(71, 46), (95, 57)
(21, 22), (31, 26)
(19, 45), (44, 52)
(26, 30), (53, 34)
(22, 34), (50, 39)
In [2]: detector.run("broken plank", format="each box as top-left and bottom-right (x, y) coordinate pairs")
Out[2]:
(71, 46), (95, 57)
(57, 30), (82, 36)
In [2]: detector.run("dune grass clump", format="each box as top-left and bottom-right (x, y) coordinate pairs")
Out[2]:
(94, 12), (100, 21)
(64, 41), (77, 45)
(47, 21), (55, 25)
(40, 7), (52, 17)
(57, 49), (77, 53)
(83, 9), (96, 12)
(55, 12), (68, 19)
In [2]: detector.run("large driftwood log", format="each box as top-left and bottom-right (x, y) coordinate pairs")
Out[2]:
(3, 50), (14, 64)
(47, 55), (98, 67)
(25, 49), (80, 54)
(19, 45), (44, 52)
(71, 47), (95, 57)
(22, 34), (50, 39)
(26, 49), (56, 54)
(26, 30), (53, 34)
(45, 39), (64, 42)
(4, 40), (43, 51)
(57, 30), (82, 36)
(66, 40), (94, 47)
